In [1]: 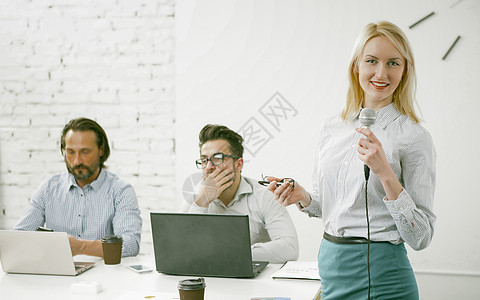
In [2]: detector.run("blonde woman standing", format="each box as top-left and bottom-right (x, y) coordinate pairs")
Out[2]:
(267, 21), (436, 299)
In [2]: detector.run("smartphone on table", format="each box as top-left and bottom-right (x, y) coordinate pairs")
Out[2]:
(126, 264), (153, 273)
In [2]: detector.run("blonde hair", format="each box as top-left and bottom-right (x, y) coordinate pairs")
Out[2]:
(341, 21), (420, 123)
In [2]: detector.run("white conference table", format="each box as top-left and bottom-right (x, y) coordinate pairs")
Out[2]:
(0, 253), (321, 300)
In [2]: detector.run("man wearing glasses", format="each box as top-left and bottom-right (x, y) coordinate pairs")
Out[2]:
(182, 124), (299, 263)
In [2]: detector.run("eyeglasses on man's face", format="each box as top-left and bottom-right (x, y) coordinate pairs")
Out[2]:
(195, 152), (239, 169)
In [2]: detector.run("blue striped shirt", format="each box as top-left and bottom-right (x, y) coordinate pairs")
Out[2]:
(305, 103), (436, 250)
(14, 168), (142, 257)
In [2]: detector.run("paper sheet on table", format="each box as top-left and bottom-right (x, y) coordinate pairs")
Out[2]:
(271, 261), (321, 280)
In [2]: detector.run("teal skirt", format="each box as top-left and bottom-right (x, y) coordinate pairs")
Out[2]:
(318, 239), (419, 300)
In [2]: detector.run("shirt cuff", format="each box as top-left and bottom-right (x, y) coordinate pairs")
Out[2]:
(302, 195), (322, 218)
(383, 189), (415, 219)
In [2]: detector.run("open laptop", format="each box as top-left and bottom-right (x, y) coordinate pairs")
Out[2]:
(0, 230), (95, 276)
(150, 212), (268, 278)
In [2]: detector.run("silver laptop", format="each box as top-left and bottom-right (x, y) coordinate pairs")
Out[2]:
(0, 230), (95, 276)
(150, 213), (268, 278)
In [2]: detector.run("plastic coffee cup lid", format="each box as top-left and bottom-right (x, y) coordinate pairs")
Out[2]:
(101, 235), (123, 243)
(178, 278), (206, 290)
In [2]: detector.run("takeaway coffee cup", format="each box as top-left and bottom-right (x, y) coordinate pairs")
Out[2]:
(178, 278), (206, 300)
(101, 235), (123, 266)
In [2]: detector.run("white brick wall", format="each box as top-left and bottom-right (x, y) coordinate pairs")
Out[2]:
(0, 0), (176, 254)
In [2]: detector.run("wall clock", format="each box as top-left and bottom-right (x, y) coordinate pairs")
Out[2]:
(408, 0), (467, 60)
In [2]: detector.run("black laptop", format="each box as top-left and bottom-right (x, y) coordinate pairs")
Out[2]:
(150, 212), (268, 278)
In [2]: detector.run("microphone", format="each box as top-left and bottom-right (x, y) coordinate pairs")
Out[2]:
(359, 108), (377, 180)
(359, 108), (376, 131)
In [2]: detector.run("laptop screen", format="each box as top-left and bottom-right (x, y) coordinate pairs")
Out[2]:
(0, 230), (94, 276)
(150, 213), (260, 278)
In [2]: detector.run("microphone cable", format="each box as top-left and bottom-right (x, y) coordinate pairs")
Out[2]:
(359, 107), (376, 299)
(364, 164), (371, 300)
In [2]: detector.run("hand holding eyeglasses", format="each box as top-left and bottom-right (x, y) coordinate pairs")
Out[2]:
(258, 175), (295, 188)
(262, 175), (311, 208)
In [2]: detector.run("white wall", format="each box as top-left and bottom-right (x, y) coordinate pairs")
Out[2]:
(175, 0), (480, 298)
(0, 0), (176, 252)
